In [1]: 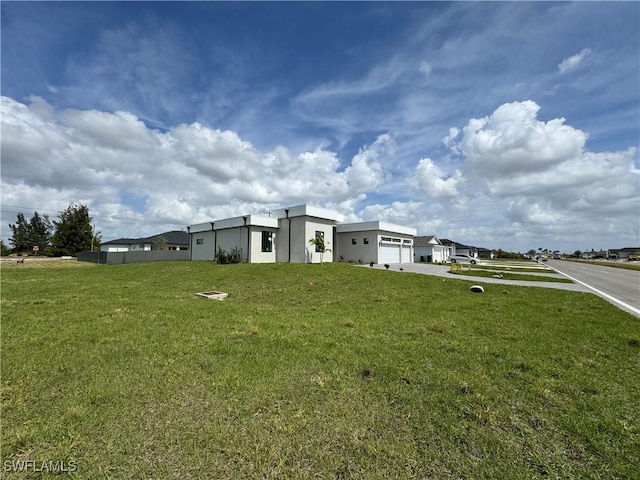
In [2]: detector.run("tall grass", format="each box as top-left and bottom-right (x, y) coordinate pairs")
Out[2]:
(2, 262), (638, 478)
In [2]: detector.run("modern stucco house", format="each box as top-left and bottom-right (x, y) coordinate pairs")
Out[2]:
(187, 204), (417, 264)
(100, 230), (190, 252)
(188, 205), (340, 263)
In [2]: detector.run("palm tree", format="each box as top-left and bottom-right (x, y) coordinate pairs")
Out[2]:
(309, 235), (331, 264)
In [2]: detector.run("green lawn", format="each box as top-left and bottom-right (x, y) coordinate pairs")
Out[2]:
(449, 266), (573, 283)
(560, 258), (640, 271)
(2, 261), (639, 479)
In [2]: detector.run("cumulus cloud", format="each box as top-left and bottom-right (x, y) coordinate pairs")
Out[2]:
(2, 95), (637, 253)
(460, 100), (586, 177)
(447, 100), (639, 248)
(410, 158), (460, 199)
(558, 48), (592, 74)
(442, 127), (460, 148)
(0, 96), (390, 239)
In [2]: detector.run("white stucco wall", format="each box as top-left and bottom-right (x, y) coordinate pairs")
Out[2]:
(216, 227), (247, 262)
(248, 227), (277, 263)
(190, 230), (216, 261)
(335, 232), (377, 264)
(303, 218), (336, 263)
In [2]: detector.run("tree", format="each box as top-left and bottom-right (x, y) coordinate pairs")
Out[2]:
(27, 212), (53, 255)
(91, 230), (102, 252)
(51, 204), (94, 256)
(8, 212), (30, 254)
(309, 235), (331, 264)
(152, 235), (168, 250)
(0, 241), (10, 256)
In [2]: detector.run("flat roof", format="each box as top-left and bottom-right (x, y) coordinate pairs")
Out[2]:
(336, 221), (417, 236)
(272, 204), (344, 222)
(189, 215), (278, 232)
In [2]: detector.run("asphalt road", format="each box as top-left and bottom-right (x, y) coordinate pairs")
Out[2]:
(546, 260), (640, 317)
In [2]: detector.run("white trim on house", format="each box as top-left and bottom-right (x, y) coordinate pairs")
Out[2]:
(272, 204), (344, 223)
(336, 220), (416, 237)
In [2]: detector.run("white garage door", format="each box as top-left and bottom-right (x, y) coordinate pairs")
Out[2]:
(379, 244), (400, 264)
(402, 245), (412, 263)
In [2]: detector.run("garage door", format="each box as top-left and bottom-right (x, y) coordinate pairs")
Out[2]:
(379, 244), (400, 264)
(402, 245), (412, 263)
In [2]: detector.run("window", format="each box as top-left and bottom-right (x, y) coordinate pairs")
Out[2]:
(403, 239), (412, 244)
(352, 238), (357, 245)
(314, 230), (324, 252)
(261, 231), (273, 252)
(196, 238), (204, 245)
(363, 238), (369, 245)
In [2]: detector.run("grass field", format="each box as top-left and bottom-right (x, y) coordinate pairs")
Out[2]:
(561, 258), (640, 272)
(2, 261), (639, 479)
(447, 262), (573, 283)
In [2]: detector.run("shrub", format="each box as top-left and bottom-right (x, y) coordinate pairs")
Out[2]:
(216, 247), (242, 264)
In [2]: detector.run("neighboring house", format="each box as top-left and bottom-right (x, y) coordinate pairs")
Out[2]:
(440, 239), (478, 258)
(100, 230), (190, 252)
(413, 235), (450, 263)
(335, 221), (416, 264)
(188, 204), (417, 264)
(613, 247), (640, 260)
(581, 249), (611, 259)
(476, 247), (495, 259)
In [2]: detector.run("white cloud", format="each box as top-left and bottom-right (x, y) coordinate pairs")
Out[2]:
(445, 100), (639, 250)
(460, 100), (586, 177)
(0, 96), (391, 240)
(558, 48), (592, 74)
(2, 95), (637, 254)
(442, 127), (460, 148)
(410, 158), (460, 199)
(360, 200), (425, 226)
(418, 61), (432, 77)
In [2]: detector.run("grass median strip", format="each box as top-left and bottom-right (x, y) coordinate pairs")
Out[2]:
(449, 267), (573, 283)
(2, 261), (638, 478)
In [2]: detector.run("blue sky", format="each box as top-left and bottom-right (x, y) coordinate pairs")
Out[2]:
(1, 1), (639, 253)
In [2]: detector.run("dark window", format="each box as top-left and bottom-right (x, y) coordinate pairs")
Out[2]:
(196, 238), (204, 245)
(314, 230), (324, 252)
(261, 231), (273, 252)
(381, 236), (401, 243)
(352, 238), (357, 245)
(363, 238), (369, 244)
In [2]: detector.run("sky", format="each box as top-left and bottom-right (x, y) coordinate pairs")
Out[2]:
(1, 1), (639, 254)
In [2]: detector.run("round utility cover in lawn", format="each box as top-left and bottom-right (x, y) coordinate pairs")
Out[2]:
(470, 285), (484, 293)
